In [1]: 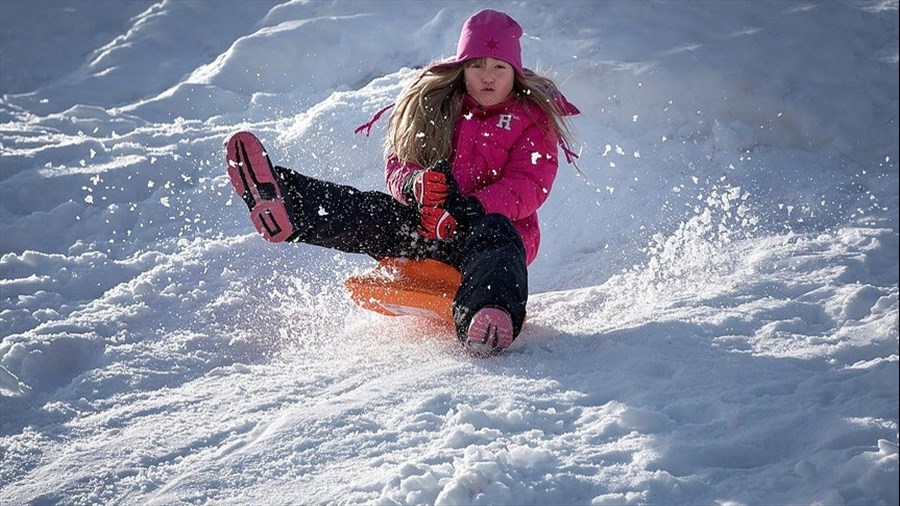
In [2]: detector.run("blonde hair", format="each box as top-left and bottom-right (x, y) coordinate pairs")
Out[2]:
(385, 59), (575, 169)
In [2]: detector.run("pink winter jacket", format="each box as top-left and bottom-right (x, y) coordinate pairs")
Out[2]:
(386, 94), (558, 265)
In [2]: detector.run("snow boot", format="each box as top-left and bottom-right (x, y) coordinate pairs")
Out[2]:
(462, 306), (514, 356)
(226, 131), (297, 242)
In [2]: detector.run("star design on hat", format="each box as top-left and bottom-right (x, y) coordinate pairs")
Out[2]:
(485, 38), (499, 51)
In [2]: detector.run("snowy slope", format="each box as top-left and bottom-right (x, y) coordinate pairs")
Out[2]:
(1, 1), (898, 504)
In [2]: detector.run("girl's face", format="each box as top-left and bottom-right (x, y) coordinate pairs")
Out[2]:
(464, 57), (515, 107)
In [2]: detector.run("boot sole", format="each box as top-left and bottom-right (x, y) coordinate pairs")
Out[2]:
(226, 131), (295, 242)
(464, 306), (514, 356)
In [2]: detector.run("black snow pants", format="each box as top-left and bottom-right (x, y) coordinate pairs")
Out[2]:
(274, 167), (528, 338)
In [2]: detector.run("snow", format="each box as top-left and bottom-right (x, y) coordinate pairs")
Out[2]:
(1, 0), (897, 504)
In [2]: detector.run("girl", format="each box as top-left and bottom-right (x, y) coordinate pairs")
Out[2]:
(226, 9), (578, 355)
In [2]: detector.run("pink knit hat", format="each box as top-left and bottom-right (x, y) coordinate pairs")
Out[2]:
(433, 9), (524, 74)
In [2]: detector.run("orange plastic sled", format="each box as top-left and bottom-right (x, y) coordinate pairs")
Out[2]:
(345, 258), (461, 324)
